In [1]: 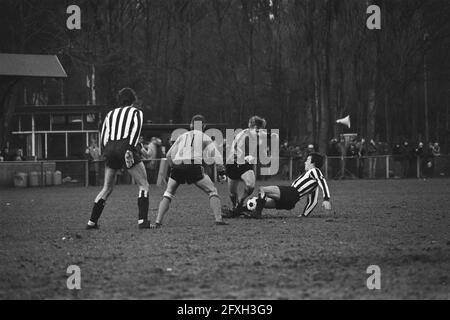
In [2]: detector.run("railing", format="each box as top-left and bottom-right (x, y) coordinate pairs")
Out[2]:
(263, 155), (450, 180)
(3, 154), (450, 188)
(323, 155), (450, 180)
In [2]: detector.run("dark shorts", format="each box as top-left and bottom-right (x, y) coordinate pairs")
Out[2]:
(226, 163), (254, 180)
(104, 140), (141, 170)
(170, 164), (205, 184)
(275, 186), (300, 210)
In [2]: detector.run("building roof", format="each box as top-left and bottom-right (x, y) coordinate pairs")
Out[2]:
(14, 105), (107, 115)
(0, 53), (67, 78)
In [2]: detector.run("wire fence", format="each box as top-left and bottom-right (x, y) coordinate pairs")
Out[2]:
(2, 155), (450, 188)
(323, 155), (450, 180)
(265, 155), (450, 180)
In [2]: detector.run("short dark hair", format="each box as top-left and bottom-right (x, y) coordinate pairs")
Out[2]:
(308, 152), (324, 169)
(117, 87), (137, 107)
(248, 116), (266, 129)
(190, 114), (206, 130)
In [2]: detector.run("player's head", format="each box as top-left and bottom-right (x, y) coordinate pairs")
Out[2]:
(117, 87), (137, 107)
(248, 116), (266, 131)
(305, 152), (324, 170)
(190, 114), (206, 131)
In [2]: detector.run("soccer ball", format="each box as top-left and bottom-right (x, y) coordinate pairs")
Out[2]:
(246, 197), (258, 211)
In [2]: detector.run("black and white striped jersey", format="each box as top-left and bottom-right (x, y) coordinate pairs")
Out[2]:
(100, 106), (143, 148)
(291, 167), (331, 201)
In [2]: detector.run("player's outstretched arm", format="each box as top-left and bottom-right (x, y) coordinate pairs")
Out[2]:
(311, 168), (331, 203)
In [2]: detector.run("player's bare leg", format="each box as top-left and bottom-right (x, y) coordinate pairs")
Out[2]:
(153, 178), (179, 227)
(195, 175), (228, 225)
(87, 167), (117, 229)
(237, 170), (256, 209)
(227, 178), (239, 208)
(223, 178), (243, 218)
(127, 162), (151, 228)
(258, 186), (280, 201)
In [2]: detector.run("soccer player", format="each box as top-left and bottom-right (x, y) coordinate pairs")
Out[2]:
(150, 115), (227, 228)
(223, 116), (267, 218)
(86, 88), (152, 230)
(249, 152), (331, 218)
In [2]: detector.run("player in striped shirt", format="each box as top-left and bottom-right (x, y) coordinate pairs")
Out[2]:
(150, 115), (227, 228)
(249, 152), (332, 218)
(223, 116), (267, 217)
(86, 88), (152, 230)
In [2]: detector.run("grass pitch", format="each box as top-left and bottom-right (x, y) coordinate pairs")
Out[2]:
(0, 179), (449, 299)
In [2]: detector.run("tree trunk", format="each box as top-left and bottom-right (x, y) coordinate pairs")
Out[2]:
(424, 54), (429, 142)
(384, 93), (390, 143)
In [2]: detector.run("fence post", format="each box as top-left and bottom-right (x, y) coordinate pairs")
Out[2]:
(416, 156), (420, 179)
(289, 157), (293, 181)
(85, 160), (89, 187)
(41, 161), (44, 187)
(386, 155), (390, 179)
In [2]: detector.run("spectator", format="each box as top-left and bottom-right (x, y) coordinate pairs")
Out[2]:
(415, 142), (424, 157)
(136, 135), (146, 155)
(0, 155), (4, 161)
(306, 144), (315, 156)
(293, 146), (302, 158)
(414, 142), (425, 178)
(423, 142), (435, 178)
(337, 136), (347, 179)
(279, 142), (290, 180)
(140, 140), (152, 161)
(367, 139), (378, 179)
(146, 137), (161, 183)
(327, 138), (340, 179)
(1, 147), (10, 161)
(14, 148), (25, 161)
(432, 142), (441, 157)
(401, 141), (413, 178)
(392, 142), (402, 178)
(356, 138), (367, 178)
(85, 139), (101, 186)
(346, 142), (358, 177)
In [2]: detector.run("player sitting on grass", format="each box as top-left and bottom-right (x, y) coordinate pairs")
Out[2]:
(249, 152), (332, 219)
(150, 115), (228, 228)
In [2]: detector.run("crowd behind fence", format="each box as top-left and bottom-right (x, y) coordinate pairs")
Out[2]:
(2, 155), (450, 188)
(279, 155), (450, 180)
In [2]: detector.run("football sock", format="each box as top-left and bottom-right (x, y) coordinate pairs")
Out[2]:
(89, 199), (106, 224)
(237, 200), (246, 212)
(209, 195), (222, 221)
(138, 190), (149, 222)
(256, 193), (267, 211)
(230, 194), (237, 208)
